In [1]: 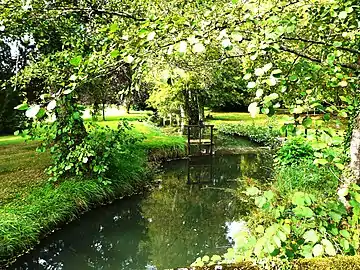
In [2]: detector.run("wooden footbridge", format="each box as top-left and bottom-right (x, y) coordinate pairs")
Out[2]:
(185, 124), (215, 156)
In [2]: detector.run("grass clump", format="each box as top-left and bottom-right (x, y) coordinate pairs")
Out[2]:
(274, 160), (339, 198)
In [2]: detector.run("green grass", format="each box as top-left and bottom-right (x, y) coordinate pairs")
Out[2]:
(207, 112), (291, 127)
(274, 160), (339, 199)
(0, 135), (27, 146)
(0, 122), (185, 266)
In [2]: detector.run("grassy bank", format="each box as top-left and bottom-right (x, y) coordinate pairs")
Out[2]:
(0, 122), (185, 266)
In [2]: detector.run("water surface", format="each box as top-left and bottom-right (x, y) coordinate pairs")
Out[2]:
(10, 153), (272, 270)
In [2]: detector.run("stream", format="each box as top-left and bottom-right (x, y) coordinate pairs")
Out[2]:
(9, 151), (273, 270)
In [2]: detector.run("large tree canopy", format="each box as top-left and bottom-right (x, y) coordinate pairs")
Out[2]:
(1, 0), (359, 180)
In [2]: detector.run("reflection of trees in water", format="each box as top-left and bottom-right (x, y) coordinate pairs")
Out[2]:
(139, 153), (272, 269)
(10, 197), (151, 270)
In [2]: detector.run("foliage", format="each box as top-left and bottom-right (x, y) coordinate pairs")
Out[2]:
(193, 185), (360, 268)
(276, 137), (315, 166)
(218, 123), (281, 147)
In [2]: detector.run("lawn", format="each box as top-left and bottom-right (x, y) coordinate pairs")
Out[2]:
(0, 121), (184, 204)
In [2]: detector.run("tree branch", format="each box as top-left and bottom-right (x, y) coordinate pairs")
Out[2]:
(282, 36), (360, 55)
(48, 7), (146, 21)
(279, 45), (360, 71)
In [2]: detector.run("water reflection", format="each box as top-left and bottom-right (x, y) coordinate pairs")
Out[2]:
(9, 153), (272, 270)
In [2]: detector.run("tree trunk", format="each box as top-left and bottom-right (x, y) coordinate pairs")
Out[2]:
(198, 95), (205, 121)
(349, 113), (360, 181)
(102, 102), (106, 121)
(339, 113), (360, 208)
(180, 105), (185, 133)
(126, 101), (131, 114)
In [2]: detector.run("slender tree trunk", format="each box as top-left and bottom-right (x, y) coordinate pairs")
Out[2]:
(126, 101), (131, 114)
(102, 102), (106, 121)
(349, 113), (360, 181)
(180, 105), (185, 133)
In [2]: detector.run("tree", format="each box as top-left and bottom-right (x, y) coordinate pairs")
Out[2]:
(2, 0), (359, 182)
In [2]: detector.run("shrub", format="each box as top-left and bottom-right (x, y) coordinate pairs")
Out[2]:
(36, 121), (141, 183)
(193, 185), (360, 268)
(218, 123), (281, 147)
(276, 137), (314, 166)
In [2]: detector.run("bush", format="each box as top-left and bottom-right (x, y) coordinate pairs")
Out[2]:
(276, 137), (314, 166)
(218, 123), (281, 147)
(36, 121), (141, 183)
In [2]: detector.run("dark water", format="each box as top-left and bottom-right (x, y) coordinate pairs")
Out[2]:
(9, 153), (273, 270)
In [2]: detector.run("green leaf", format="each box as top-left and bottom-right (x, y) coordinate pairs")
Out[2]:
(302, 117), (312, 128)
(321, 239), (336, 256)
(14, 103), (29, 111)
(210, 255), (222, 262)
(25, 105), (40, 118)
(124, 55), (134, 64)
(314, 159), (328, 165)
(110, 49), (120, 58)
(255, 225), (265, 234)
(340, 238), (350, 251)
(289, 75), (298, 81)
(245, 186), (260, 196)
(264, 190), (274, 200)
(338, 11), (347, 19)
(333, 41), (342, 47)
(292, 192), (306, 206)
(335, 163), (345, 170)
(277, 230), (287, 241)
(293, 206), (314, 218)
(255, 196), (267, 208)
(312, 244), (324, 257)
(354, 193), (360, 203)
(73, 112), (81, 120)
(301, 245), (313, 258)
(247, 81), (256, 88)
(193, 43), (205, 53)
(36, 108), (46, 119)
(340, 230), (351, 239)
(109, 23), (119, 33)
(202, 255), (210, 262)
(70, 56), (82, 67)
(345, 7), (353, 13)
(303, 230), (319, 243)
(273, 235), (281, 248)
(47, 100), (56, 111)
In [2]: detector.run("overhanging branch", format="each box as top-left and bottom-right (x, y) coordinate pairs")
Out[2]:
(282, 36), (360, 55)
(48, 7), (146, 21)
(280, 45), (360, 71)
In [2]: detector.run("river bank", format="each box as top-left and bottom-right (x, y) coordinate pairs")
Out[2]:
(0, 123), (186, 267)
